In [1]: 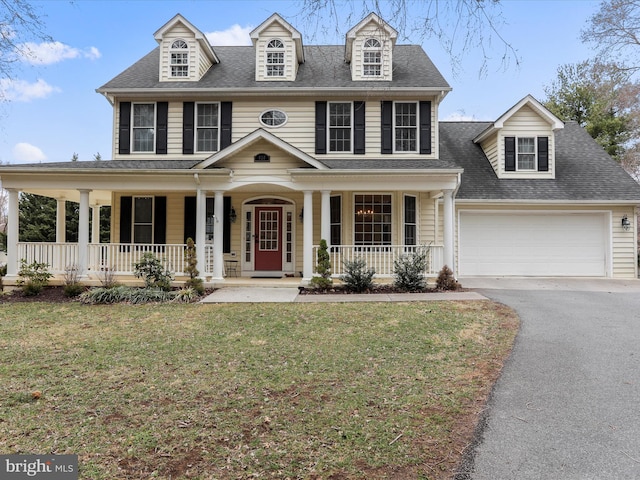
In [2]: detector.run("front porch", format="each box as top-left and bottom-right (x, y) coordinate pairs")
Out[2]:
(12, 241), (446, 286)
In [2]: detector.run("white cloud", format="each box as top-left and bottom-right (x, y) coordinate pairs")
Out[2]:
(12, 143), (47, 163)
(18, 41), (101, 65)
(206, 24), (253, 46)
(0, 78), (60, 102)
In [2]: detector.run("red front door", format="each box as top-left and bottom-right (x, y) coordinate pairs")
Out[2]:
(255, 207), (282, 271)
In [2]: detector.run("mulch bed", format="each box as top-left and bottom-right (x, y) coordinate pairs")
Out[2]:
(0, 286), (76, 303)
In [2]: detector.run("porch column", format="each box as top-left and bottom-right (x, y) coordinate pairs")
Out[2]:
(78, 189), (91, 276)
(56, 198), (66, 243)
(212, 190), (225, 280)
(443, 189), (455, 273)
(195, 188), (206, 278)
(91, 205), (101, 243)
(6, 188), (19, 277)
(303, 190), (314, 281)
(320, 190), (331, 246)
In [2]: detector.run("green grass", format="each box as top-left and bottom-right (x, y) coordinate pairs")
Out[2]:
(0, 301), (518, 479)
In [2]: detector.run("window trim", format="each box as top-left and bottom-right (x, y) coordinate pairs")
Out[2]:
(170, 39), (189, 78)
(363, 38), (382, 77)
(266, 38), (285, 77)
(403, 194), (417, 246)
(195, 102), (221, 153)
(353, 193), (393, 246)
(131, 103), (156, 153)
(516, 136), (537, 171)
(393, 101), (418, 153)
(132, 196), (154, 244)
(328, 101), (353, 153)
(259, 109), (288, 128)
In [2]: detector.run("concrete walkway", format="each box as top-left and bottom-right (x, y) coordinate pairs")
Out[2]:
(201, 287), (486, 303)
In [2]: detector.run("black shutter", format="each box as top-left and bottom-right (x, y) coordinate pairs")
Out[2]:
(223, 197), (232, 253)
(184, 196), (197, 243)
(156, 102), (168, 154)
(419, 101), (432, 154)
(505, 136), (516, 171)
(537, 136), (549, 172)
(153, 196), (167, 245)
(221, 102), (232, 149)
(315, 101), (327, 154)
(183, 102), (195, 154)
(354, 101), (366, 154)
(118, 102), (131, 155)
(381, 101), (393, 154)
(119, 196), (132, 243)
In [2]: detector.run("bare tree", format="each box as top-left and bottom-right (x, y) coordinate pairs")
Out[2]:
(581, 0), (640, 73)
(0, 0), (50, 92)
(296, 0), (519, 76)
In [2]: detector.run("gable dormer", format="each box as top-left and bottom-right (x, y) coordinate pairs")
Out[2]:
(250, 13), (304, 82)
(345, 13), (397, 81)
(473, 95), (564, 179)
(154, 14), (219, 82)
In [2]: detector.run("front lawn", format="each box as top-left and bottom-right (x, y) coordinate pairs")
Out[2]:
(0, 301), (517, 479)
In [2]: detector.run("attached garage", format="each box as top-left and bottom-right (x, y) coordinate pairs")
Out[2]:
(458, 211), (610, 276)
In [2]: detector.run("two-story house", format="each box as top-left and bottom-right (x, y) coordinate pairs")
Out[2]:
(2, 12), (640, 284)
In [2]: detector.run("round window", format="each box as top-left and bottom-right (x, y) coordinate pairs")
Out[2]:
(260, 109), (287, 128)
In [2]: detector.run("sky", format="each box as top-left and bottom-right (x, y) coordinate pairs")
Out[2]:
(0, 0), (602, 164)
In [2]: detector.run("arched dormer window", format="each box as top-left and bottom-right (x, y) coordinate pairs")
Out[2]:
(170, 39), (189, 77)
(363, 38), (382, 76)
(266, 39), (285, 77)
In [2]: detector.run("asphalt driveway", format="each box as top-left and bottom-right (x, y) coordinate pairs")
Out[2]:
(457, 278), (640, 480)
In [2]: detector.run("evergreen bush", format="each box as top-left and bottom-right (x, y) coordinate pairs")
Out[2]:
(341, 257), (375, 293)
(393, 246), (430, 292)
(436, 265), (460, 291)
(309, 239), (333, 290)
(133, 253), (174, 291)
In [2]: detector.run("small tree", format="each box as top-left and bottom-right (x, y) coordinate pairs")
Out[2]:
(309, 239), (333, 290)
(341, 257), (375, 293)
(17, 259), (53, 296)
(436, 265), (460, 291)
(184, 238), (204, 294)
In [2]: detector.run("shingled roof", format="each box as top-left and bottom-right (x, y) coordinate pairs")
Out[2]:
(440, 120), (640, 202)
(97, 45), (450, 93)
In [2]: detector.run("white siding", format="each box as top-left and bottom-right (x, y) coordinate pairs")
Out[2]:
(350, 24), (393, 81)
(254, 23), (298, 82)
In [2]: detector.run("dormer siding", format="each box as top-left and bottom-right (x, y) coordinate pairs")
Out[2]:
(350, 26), (393, 81)
(254, 24), (298, 81)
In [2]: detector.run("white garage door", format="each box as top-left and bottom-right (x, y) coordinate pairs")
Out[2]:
(459, 212), (608, 276)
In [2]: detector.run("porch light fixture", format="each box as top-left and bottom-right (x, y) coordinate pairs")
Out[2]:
(299, 208), (304, 223)
(622, 214), (631, 231)
(229, 206), (237, 223)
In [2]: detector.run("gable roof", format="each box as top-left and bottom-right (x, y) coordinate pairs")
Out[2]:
(153, 13), (219, 65)
(345, 12), (398, 62)
(250, 13), (304, 63)
(195, 129), (327, 170)
(97, 44), (450, 95)
(473, 94), (564, 144)
(442, 121), (640, 202)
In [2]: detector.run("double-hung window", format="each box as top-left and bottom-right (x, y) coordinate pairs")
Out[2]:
(354, 194), (392, 245)
(404, 195), (417, 247)
(266, 39), (285, 77)
(363, 38), (382, 76)
(395, 102), (418, 152)
(329, 102), (352, 152)
(196, 103), (219, 152)
(170, 39), (189, 77)
(133, 196), (154, 244)
(517, 137), (536, 170)
(132, 103), (155, 152)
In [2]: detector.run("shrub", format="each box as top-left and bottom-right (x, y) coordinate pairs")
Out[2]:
(133, 253), (174, 291)
(0, 263), (6, 291)
(173, 287), (198, 303)
(341, 257), (375, 293)
(310, 239), (333, 290)
(436, 265), (460, 291)
(79, 286), (177, 305)
(17, 260), (52, 296)
(97, 266), (119, 289)
(63, 264), (84, 297)
(185, 277), (205, 295)
(184, 238), (199, 279)
(393, 246), (430, 292)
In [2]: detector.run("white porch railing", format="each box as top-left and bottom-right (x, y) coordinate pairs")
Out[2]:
(316, 244), (445, 277)
(17, 243), (203, 276)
